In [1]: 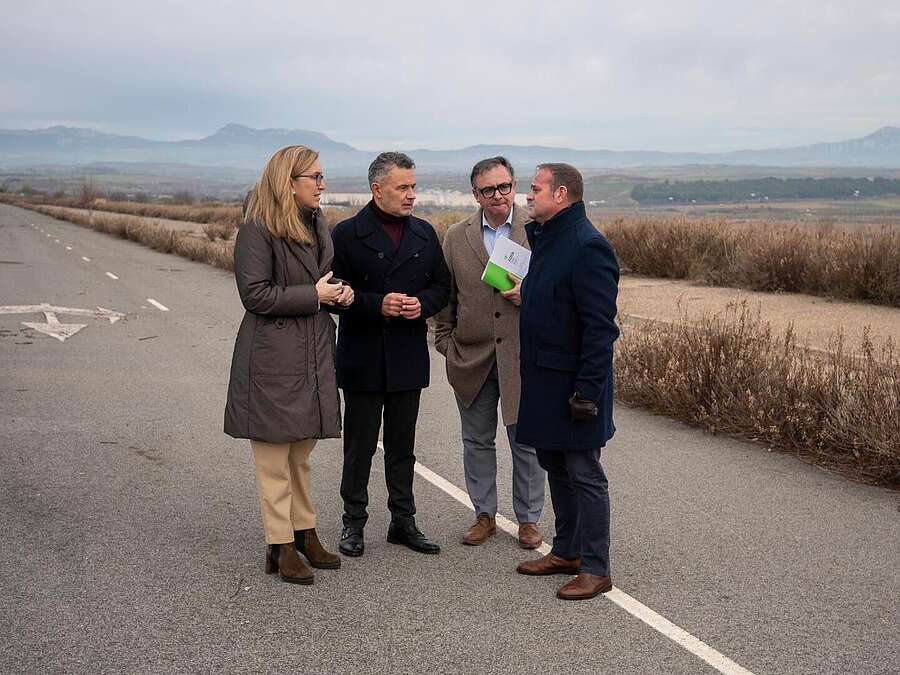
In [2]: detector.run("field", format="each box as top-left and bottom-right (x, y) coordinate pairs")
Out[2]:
(3, 190), (898, 487)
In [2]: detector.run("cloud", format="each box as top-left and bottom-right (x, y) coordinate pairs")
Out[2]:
(1, 0), (898, 151)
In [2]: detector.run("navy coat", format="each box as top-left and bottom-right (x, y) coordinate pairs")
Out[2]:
(515, 202), (620, 451)
(331, 202), (451, 392)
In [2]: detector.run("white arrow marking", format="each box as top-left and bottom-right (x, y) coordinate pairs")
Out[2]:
(0, 304), (125, 323)
(105, 272), (119, 280)
(22, 311), (88, 342)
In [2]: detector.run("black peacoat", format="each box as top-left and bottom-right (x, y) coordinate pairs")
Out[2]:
(330, 201), (451, 392)
(224, 215), (342, 443)
(515, 201), (620, 451)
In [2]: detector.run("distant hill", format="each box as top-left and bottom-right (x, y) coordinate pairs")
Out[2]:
(2, 123), (900, 173)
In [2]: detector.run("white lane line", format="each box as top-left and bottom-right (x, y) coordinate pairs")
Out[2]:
(55, 239), (60, 243)
(105, 272), (119, 280)
(45, 233), (51, 238)
(81, 256), (91, 262)
(66, 246), (72, 251)
(147, 298), (170, 312)
(405, 450), (756, 675)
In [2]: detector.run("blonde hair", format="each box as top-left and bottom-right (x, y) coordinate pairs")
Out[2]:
(245, 145), (319, 244)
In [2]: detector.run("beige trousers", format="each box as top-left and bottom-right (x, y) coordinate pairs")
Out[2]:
(250, 439), (317, 544)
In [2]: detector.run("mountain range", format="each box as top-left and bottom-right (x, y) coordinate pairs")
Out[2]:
(2, 123), (900, 173)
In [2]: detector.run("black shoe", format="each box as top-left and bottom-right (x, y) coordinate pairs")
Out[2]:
(339, 527), (364, 557)
(386, 521), (441, 554)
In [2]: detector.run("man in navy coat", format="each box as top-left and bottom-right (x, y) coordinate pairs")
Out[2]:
(515, 163), (620, 600)
(331, 152), (451, 557)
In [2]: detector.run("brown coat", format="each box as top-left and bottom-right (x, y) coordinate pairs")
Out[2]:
(224, 215), (341, 443)
(433, 203), (530, 425)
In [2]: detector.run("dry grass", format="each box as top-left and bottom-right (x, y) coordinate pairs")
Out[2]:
(91, 200), (243, 226)
(616, 302), (900, 487)
(600, 216), (900, 307)
(27, 204), (235, 272)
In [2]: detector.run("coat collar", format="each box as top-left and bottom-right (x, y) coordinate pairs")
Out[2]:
(464, 202), (530, 265)
(354, 201), (429, 273)
(532, 201), (586, 239)
(283, 212), (331, 280)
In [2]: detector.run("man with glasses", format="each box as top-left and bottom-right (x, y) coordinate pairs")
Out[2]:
(434, 157), (545, 550)
(331, 152), (451, 557)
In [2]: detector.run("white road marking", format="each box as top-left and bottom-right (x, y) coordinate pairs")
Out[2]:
(146, 298), (170, 312)
(403, 450), (755, 675)
(21, 311), (87, 342)
(65, 246), (72, 251)
(45, 233), (51, 238)
(81, 256), (91, 262)
(0, 304), (124, 324)
(105, 272), (119, 280)
(55, 239), (60, 243)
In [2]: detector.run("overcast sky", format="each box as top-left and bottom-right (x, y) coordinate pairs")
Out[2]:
(2, 1), (899, 152)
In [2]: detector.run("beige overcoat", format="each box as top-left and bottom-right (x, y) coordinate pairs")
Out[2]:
(433, 203), (530, 425)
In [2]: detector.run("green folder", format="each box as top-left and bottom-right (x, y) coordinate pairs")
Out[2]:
(481, 261), (519, 291)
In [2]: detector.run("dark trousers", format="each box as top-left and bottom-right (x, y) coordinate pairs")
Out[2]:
(536, 448), (610, 576)
(340, 389), (421, 529)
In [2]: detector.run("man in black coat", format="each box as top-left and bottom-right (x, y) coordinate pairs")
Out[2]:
(515, 163), (620, 600)
(331, 152), (451, 556)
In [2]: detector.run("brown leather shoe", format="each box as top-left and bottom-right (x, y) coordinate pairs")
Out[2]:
(265, 543), (314, 585)
(556, 572), (612, 600)
(462, 513), (496, 546)
(295, 528), (341, 569)
(517, 522), (542, 549)
(516, 552), (580, 576)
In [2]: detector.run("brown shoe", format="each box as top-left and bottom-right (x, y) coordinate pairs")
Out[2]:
(556, 572), (612, 600)
(516, 552), (580, 576)
(517, 522), (542, 549)
(462, 513), (496, 546)
(265, 543), (314, 585)
(295, 528), (341, 569)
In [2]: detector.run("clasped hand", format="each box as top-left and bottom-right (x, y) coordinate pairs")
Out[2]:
(382, 292), (421, 320)
(316, 271), (354, 307)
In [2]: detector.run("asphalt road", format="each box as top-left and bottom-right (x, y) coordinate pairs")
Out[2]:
(1, 204), (898, 674)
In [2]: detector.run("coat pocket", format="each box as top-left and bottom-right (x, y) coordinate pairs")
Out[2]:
(536, 349), (579, 372)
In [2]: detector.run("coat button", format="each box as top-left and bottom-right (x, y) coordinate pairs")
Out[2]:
(494, 312), (501, 318)
(378, 252), (385, 259)
(496, 337), (502, 344)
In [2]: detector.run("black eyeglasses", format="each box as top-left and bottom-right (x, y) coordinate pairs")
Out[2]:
(477, 182), (513, 199)
(292, 172), (326, 186)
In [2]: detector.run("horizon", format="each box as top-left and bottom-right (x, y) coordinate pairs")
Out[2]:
(4, 121), (900, 157)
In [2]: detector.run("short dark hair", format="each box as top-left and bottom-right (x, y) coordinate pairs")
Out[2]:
(470, 156), (515, 187)
(536, 163), (584, 203)
(368, 151), (415, 185)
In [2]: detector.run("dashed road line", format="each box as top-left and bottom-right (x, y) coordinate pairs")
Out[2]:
(404, 451), (755, 675)
(66, 246), (72, 251)
(147, 298), (170, 312)
(81, 256), (91, 262)
(105, 272), (119, 280)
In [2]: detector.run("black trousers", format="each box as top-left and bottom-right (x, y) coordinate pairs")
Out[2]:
(340, 389), (421, 529)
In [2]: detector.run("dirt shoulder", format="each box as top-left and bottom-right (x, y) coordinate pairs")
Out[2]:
(619, 275), (900, 354)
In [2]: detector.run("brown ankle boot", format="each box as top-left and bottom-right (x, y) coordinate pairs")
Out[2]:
(294, 529), (341, 569)
(265, 543), (314, 584)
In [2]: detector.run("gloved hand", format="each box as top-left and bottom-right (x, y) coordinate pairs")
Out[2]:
(568, 392), (598, 421)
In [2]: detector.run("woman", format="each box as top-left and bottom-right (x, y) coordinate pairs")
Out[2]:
(224, 145), (353, 585)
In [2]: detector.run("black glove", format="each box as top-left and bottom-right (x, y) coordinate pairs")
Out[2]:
(569, 392), (598, 421)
